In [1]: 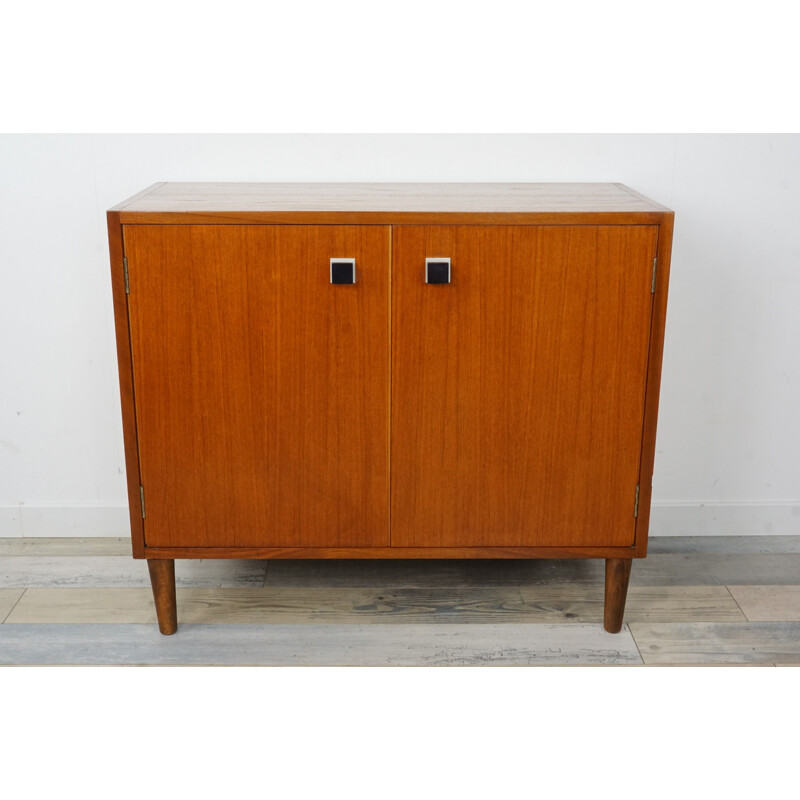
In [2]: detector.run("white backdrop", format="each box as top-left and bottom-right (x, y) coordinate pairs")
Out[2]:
(1, 134), (798, 536)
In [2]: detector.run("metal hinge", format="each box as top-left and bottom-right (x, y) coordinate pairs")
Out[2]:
(123, 257), (130, 294)
(650, 257), (657, 293)
(139, 485), (146, 518)
(633, 484), (640, 518)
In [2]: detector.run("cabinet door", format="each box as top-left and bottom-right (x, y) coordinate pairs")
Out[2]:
(125, 225), (390, 548)
(391, 225), (659, 548)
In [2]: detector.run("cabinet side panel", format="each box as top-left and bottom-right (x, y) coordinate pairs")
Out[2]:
(125, 225), (390, 548)
(107, 212), (144, 557)
(392, 225), (658, 548)
(634, 213), (674, 556)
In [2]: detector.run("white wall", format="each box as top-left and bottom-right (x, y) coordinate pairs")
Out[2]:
(1, 134), (798, 536)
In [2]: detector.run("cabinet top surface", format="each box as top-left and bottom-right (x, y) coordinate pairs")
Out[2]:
(109, 183), (672, 224)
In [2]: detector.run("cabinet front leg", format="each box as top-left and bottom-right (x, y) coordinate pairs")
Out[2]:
(603, 558), (632, 633)
(147, 559), (178, 635)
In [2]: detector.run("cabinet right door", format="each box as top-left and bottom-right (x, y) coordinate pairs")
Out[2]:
(391, 225), (659, 548)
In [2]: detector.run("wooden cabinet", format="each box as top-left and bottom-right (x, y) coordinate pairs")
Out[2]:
(108, 183), (674, 635)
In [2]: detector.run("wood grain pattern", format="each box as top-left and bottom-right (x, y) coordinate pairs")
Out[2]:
(0, 589), (24, 622)
(0, 538), (132, 556)
(261, 553), (800, 588)
(630, 554), (800, 586)
(148, 559), (177, 634)
(3, 585), (744, 625)
(634, 212), (674, 557)
(117, 211), (666, 226)
(0, 623), (643, 666)
(6, 552), (799, 591)
(604, 558), (633, 632)
(609, 586), (745, 622)
(107, 212), (145, 558)
(262, 557), (607, 588)
(648, 536), (800, 554)
(142, 545), (637, 560)
(108, 182), (164, 211)
(727, 586), (800, 621)
(630, 622), (800, 665)
(124, 224), (390, 548)
(391, 225), (658, 548)
(8, 537), (800, 665)
(12, 535), (799, 558)
(0, 556), (267, 588)
(113, 182), (670, 227)
(5, 588), (157, 624)
(121, 211), (669, 227)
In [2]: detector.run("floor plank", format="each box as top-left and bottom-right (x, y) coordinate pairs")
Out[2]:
(262, 558), (612, 587)
(0, 589), (24, 622)
(6, 588), (156, 624)
(520, 585), (745, 623)
(5, 587), (528, 625)
(3, 545), (799, 589)
(1, 535), (798, 559)
(630, 622), (800, 665)
(0, 557), (267, 588)
(5, 553), (795, 592)
(264, 559), (492, 587)
(263, 553), (800, 588)
(0, 537), (132, 557)
(727, 586), (800, 621)
(180, 587), (533, 625)
(5, 585), (745, 625)
(648, 536), (800, 554)
(0, 623), (643, 666)
(1, 534), (798, 557)
(2, 537), (798, 666)
(631, 554), (800, 586)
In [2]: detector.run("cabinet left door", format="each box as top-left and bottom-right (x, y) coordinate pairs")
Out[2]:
(124, 225), (391, 548)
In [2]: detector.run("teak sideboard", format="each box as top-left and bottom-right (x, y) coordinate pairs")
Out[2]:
(107, 182), (674, 635)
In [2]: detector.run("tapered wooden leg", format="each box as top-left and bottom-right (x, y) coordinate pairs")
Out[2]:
(604, 558), (632, 633)
(147, 559), (178, 635)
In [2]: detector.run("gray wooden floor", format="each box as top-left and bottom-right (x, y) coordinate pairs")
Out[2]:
(1, 536), (799, 666)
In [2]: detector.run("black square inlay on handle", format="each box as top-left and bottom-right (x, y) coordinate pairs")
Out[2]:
(426, 258), (451, 284)
(330, 258), (356, 284)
